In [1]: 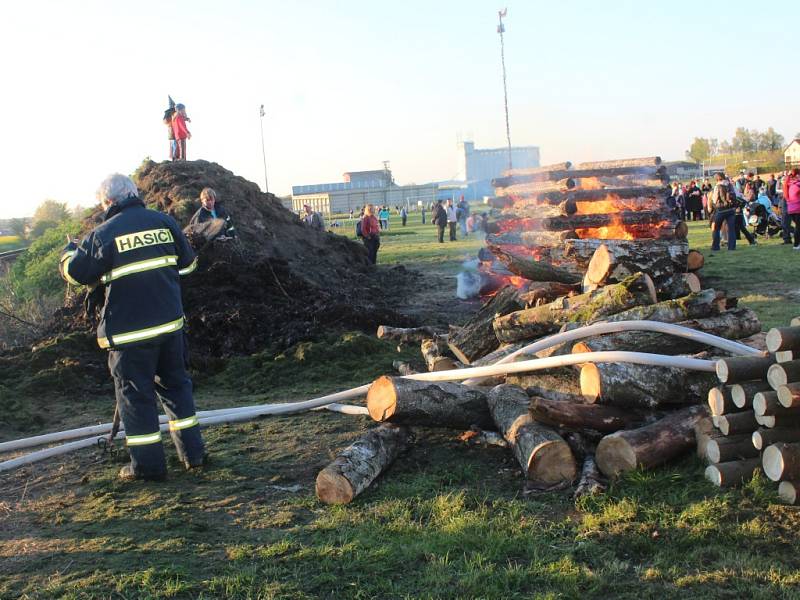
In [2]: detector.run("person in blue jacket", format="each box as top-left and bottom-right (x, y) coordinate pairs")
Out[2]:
(59, 173), (205, 481)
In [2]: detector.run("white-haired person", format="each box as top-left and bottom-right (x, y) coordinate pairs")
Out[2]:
(188, 187), (236, 238)
(59, 173), (205, 481)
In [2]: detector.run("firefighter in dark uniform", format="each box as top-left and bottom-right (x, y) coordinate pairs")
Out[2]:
(59, 173), (205, 481)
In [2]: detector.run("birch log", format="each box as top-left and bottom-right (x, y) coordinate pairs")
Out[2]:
(580, 361), (717, 409)
(494, 272), (656, 343)
(487, 384), (576, 483)
(316, 424), (410, 505)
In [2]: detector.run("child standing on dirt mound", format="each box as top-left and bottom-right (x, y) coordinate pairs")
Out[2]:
(172, 103), (192, 160)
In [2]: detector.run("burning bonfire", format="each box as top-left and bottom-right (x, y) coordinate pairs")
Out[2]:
(476, 156), (704, 298)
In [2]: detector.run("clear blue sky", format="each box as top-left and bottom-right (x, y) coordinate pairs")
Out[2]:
(1, 0), (797, 218)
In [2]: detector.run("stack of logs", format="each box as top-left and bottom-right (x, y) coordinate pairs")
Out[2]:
(315, 279), (764, 505)
(480, 156), (704, 302)
(700, 317), (800, 502)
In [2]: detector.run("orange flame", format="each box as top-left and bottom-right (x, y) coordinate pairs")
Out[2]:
(496, 218), (539, 234)
(580, 177), (606, 190)
(574, 196), (662, 216)
(480, 273), (529, 297)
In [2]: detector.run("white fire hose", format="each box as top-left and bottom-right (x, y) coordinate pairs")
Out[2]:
(0, 320), (763, 473)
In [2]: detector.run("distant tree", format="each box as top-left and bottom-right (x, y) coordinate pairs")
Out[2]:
(30, 200), (70, 239)
(708, 138), (720, 156)
(752, 131), (766, 151)
(71, 204), (90, 220)
(760, 127), (784, 151)
(686, 137), (711, 163)
(9, 218), (26, 239)
(731, 127), (756, 153)
(720, 140), (733, 155)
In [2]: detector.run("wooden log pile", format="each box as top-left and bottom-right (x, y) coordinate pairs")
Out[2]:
(481, 156), (705, 302)
(699, 317), (800, 503)
(315, 274), (760, 504)
(312, 156), (771, 506)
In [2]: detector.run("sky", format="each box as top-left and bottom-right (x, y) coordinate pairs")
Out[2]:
(1, 0), (798, 219)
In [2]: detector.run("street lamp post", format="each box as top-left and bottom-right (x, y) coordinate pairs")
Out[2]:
(259, 104), (269, 193)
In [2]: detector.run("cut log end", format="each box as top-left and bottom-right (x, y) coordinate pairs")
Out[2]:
(579, 363), (602, 403)
(595, 436), (637, 476)
(778, 481), (799, 504)
(366, 376), (398, 422)
(767, 359), (800, 391)
(643, 273), (658, 304)
(684, 272), (702, 293)
(766, 328), (783, 353)
(763, 444), (785, 481)
(715, 361), (729, 383)
(704, 465), (723, 487)
(528, 440), (578, 483)
(708, 388), (725, 416)
(731, 385), (747, 409)
(766, 327), (800, 353)
(315, 468), (355, 504)
(687, 249), (705, 271)
(778, 383), (800, 408)
(585, 243), (611, 286)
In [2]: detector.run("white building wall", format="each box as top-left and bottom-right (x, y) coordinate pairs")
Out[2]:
(785, 141), (800, 166)
(293, 184), (438, 215)
(457, 141), (540, 182)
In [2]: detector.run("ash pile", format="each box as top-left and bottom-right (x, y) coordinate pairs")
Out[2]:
(61, 160), (417, 362)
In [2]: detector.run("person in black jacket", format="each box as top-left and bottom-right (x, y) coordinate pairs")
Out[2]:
(431, 200), (447, 243)
(60, 174), (205, 481)
(189, 187), (236, 238)
(685, 180), (703, 221)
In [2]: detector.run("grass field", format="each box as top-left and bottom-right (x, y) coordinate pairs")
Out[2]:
(2, 213), (800, 599)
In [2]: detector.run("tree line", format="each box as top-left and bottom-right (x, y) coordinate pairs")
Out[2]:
(7, 200), (85, 241)
(686, 127), (791, 163)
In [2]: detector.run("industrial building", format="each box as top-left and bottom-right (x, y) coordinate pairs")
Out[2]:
(291, 166), (437, 215)
(454, 140), (540, 198)
(290, 139), (540, 214)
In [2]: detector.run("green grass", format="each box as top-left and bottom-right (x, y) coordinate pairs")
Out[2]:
(685, 220), (800, 329)
(2, 420), (799, 599)
(4, 212), (800, 599)
(341, 208), (485, 273)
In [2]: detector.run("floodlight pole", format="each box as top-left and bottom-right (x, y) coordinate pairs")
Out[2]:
(259, 104), (269, 193)
(497, 9), (513, 171)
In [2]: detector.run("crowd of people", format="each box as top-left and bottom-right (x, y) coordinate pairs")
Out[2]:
(321, 197), (490, 265)
(669, 169), (800, 251)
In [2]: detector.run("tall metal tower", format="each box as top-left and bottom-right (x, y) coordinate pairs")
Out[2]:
(497, 8), (513, 171)
(259, 104), (269, 193)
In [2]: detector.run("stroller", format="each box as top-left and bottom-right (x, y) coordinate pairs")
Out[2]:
(746, 198), (785, 238)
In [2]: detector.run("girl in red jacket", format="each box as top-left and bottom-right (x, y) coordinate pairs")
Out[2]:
(171, 104), (192, 161)
(360, 204), (380, 264)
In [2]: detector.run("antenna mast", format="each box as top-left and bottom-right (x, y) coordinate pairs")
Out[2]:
(497, 9), (513, 171)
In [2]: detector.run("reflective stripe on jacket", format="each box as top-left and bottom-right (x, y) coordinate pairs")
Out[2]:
(60, 196), (196, 349)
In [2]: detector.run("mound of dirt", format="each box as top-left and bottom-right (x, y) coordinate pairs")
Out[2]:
(132, 159), (370, 290)
(50, 160), (419, 364)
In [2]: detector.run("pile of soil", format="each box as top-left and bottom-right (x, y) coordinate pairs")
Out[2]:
(54, 160), (418, 365)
